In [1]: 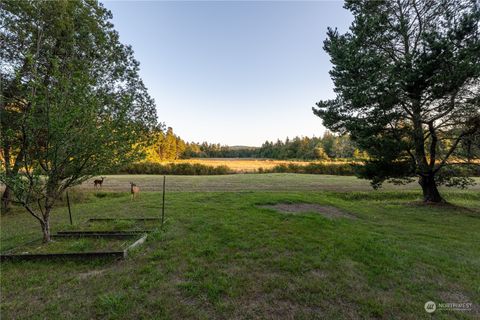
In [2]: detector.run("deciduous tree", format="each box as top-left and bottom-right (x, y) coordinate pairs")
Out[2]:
(0, 0), (157, 241)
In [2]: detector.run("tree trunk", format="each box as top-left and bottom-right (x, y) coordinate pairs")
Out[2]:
(41, 217), (51, 243)
(419, 175), (444, 203)
(1, 186), (12, 214)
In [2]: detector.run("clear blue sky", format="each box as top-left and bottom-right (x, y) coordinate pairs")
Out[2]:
(104, 1), (352, 146)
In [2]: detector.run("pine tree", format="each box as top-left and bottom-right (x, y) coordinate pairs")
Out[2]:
(314, 0), (480, 202)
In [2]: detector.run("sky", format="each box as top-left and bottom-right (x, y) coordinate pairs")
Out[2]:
(104, 1), (353, 146)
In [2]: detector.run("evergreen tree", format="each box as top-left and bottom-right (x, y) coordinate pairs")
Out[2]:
(164, 127), (177, 160)
(314, 0), (479, 202)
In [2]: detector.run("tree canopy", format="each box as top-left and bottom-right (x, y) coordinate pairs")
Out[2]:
(314, 0), (480, 202)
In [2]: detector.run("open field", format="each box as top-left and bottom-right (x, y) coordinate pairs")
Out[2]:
(1, 174), (479, 319)
(79, 173), (480, 193)
(147, 158), (480, 174)
(169, 158), (350, 173)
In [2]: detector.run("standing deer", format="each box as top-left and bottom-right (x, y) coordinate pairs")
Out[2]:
(130, 182), (140, 200)
(93, 177), (106, 188)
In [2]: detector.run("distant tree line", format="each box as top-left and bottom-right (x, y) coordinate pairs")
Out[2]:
(183, 131), (368, 160)
(255, 132), (367, 160)
(143, 125), (479, 166)
(182, 143), (258, 158)
(142, 128), (367, 161)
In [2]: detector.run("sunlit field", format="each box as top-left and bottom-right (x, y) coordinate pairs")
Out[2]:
(148, 158), (479, 174)
(169, 158), (352, 173)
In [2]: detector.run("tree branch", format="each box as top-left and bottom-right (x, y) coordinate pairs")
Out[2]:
(434, 126), (479, 173)
(24, 204), (44, 225)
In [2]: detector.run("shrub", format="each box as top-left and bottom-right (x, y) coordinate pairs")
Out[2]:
(265, 162), (355, 175)
(116, 162), (232, 175)
(264, 162), (479, 176)
(57, 188), (92, 205)
(114, 161), (478, 177)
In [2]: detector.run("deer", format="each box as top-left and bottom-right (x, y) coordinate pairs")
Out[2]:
(93, 177), (106, 188)
(130, 182), (140, 200)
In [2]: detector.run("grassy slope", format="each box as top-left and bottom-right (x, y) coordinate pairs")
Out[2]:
(1, 174), (479, 319)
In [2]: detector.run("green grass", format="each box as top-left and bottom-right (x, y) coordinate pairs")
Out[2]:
(79, 173), (480, 192)
(6, 237), (131, 254)
(62, 219), (160, 232)
(1, 174), (479, 319)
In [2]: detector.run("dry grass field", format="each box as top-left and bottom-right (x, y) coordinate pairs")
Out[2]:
(169, 158), (350, 172)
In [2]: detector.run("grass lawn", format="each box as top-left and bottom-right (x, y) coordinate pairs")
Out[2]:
(79, 173), (480, 192)
(6, 237), (131, 255)
(62, 218), (161, 232)
(1, 174), (479, 319)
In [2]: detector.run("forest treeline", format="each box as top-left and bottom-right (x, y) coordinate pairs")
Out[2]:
(142, 126), (367, 161)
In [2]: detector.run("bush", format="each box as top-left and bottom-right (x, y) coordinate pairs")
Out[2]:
(113, 161), (478, 177)
(116, 162), (232, 175)
(266, 162), (479, 177)
(266, 162), (355, 175)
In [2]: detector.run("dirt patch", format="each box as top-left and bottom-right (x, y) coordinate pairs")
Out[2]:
(259, 203), (356, 219)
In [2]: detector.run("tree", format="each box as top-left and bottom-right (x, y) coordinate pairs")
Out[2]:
(314, 145), (330, 160)
(143, 124), (166, 162)
(164, 127), (177, 160)
(175, 137), (186, 159)
(353, 148), (368, 160)
(0, 1), (157, 241)
(321, 131), (336, 158)
(143, 125), (188, 161)
(314, 0), (480, 202)
(331, 135), (356, 158)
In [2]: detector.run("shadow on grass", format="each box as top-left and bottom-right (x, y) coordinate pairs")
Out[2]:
(404, 200), (480, 216)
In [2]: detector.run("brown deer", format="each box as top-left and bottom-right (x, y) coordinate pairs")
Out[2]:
(130, 182), (140, 200)
(93, 177), (106, 188)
